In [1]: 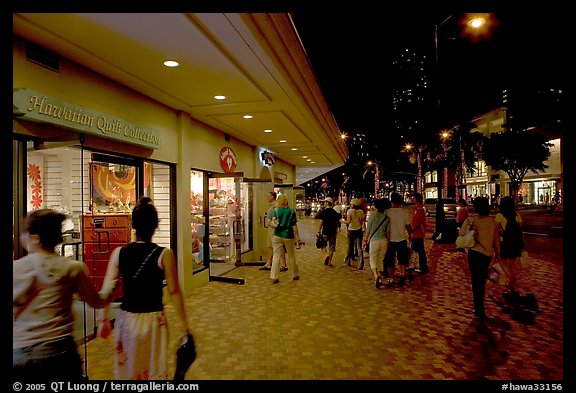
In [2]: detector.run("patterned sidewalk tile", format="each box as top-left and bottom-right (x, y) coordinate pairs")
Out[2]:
(82, 216), (563, 380)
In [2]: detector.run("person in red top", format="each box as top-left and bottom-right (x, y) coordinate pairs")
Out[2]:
(410, 193), (429, 274)
(455, 198), (470, 252)
(456, 198), (470, 229)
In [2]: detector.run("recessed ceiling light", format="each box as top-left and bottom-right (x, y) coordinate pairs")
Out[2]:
(310, 161), (315, 164)
(291, 148), (298, 151)
(214, 95), (226, 100)
(279, 140), (286, 143)
(302, 156), (308, 158)
(243, 115), (253, 119)
(264, 129), (272, 133)
(163, 60), (179, 67)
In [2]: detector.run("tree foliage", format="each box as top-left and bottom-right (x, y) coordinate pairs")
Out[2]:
(482, 130), (552, 196)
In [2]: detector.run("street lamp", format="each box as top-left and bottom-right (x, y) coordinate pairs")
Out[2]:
(404, 143), (424, 195)
(435, 14), (495, 108)
(455, 133), (467, 202)
(366, 160), (382, 199)
(440, 130), (451, 198)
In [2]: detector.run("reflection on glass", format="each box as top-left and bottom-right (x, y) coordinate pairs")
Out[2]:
(190, 170), (206, 272)
(89, 162), (135, 213)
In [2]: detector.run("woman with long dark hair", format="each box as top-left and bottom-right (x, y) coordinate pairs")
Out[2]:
(495, 196), (525, 291)
(99, 197), (191, 379)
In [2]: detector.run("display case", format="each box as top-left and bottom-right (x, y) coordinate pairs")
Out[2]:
(82, 213), (131, 300)
(208, 194), (234, 262)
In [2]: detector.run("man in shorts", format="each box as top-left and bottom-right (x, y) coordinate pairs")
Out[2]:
(383, 192), (412, 286)
(317, 197), (342, 267)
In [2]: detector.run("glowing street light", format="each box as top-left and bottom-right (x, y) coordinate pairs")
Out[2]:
(404, 143), (423, 194)
(366, 160), (382, 198)
(440, 130), (451, 198)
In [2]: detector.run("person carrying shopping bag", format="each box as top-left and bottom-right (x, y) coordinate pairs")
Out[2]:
(459, 196), (500, 327)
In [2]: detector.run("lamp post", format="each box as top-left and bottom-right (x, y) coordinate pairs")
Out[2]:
(434, 15), (454, 108)
(440, 131), (450, 198)
(435, 14), (492, 108)
(404, 143), (423, 195)
(455, 134), (468, 201)
(366, 160), (382, 199)
(434, 14), (493, 199)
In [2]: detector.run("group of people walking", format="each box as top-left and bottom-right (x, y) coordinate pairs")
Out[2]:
(317, 192), (430, 289)
(316, 192), (526, 329)
(14, 189), (527, 380)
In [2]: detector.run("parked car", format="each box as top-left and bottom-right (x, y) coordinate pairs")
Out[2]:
(424, 198), (458, 219)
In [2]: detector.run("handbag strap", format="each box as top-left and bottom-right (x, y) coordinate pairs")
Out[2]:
(367, 215), (387, 242)
(132, 246), (161, 281)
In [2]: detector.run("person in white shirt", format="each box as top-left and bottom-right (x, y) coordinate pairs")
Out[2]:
(13, 209), (114, 379)
(383, 192), (412, 286)
(344, 198), (366, 269)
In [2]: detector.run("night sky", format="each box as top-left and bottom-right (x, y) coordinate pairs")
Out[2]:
(292, 8), (574, 137)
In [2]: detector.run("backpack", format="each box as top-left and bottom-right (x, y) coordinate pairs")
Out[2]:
(500, 216), (524, 258)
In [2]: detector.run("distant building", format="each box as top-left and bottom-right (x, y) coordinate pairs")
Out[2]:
(471, 100), (563, 205)
(347, 132), (372, 165)
(391, 48), (435, 142)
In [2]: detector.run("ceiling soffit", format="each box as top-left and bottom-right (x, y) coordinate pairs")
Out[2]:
(13, 13), (347, 174)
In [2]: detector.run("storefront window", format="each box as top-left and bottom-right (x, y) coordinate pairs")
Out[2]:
(144, 161), (172, 248)
(190, 170), (206, 273)
(425, 171), (437, 183)
(529, 180), (557, 206)
(467, 161), (487, 178)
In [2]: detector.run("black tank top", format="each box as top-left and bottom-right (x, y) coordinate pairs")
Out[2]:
(119, 242), (165, 313)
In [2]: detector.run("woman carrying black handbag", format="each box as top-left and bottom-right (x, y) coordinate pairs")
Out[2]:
(99, 197), (194, 380)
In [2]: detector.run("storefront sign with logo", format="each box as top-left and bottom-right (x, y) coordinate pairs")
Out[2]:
(261, 151), (276, 166)
(13, 88), (163, 149)
(219, 146), (237, 172)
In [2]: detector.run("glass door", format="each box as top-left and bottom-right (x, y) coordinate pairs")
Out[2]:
(241, 178), (273, 266)
(13, 137), (95, 375)
(207, 173), (245, 284)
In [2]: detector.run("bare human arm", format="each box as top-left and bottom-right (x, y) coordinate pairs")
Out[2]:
(492, 220), (501, 259)
(98, 247), (121, 339)
(163, 248), (191, 336)
(73, 262), (114, 309)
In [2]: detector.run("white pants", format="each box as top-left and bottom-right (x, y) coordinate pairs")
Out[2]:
(369, 238), (388, 271)
(271, 236), (299, 279)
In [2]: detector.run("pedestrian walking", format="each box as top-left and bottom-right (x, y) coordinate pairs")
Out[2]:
(383, 192), (412, 286)
(410, 193), (429, 274)
(344, 198), (365, 269)
(268, 194), (301, 283)
(454, 198), (469, 252)
(317, 197), (342, 267)
(494, 196), (525, 292)
(13, 209), (114, 380)
(98, 197), (191, 380)
(363, 198), (391, 287)
(459, 196), (500, 326)
(259, 191), (287, 272)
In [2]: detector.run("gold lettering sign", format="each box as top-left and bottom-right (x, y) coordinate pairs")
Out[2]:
(13, 88), (163, 149)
